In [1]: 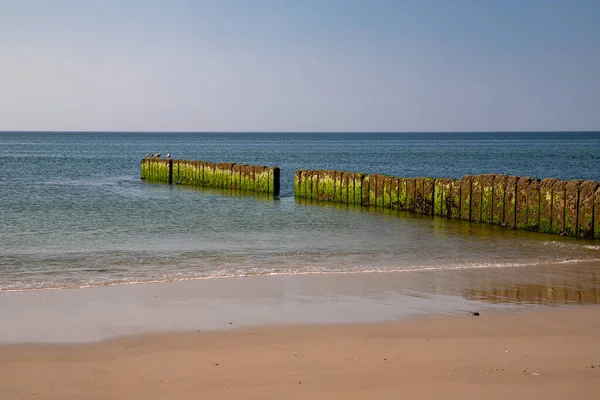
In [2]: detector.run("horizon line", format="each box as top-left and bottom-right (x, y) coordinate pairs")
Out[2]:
(1, 130), (599, 134)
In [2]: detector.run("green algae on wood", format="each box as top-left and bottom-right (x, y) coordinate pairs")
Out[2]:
(317, 170), (335, 201)
(176, 160), (187, 184)
(299, 170), (308, 198)
(449, 179), (462, 219)
(515, 177), (530, 230)
(397, 178), (408, 211)
(291, 168), (599, 239)
(564, 180), (582, 237)
(179, 160), (191, 185)
(142, 158), (279, 195)
(578, 181), (598, 239)
(212, 162), (223, 187)
(240, 164), (253, 192)
(406, 178), (417, 212)
(340, 172), (349, 204)
(184, 161), (193, 185)
(177, 160), (186, 184)
(253, 165), (264, 192)
(433, 179), (444, 217)
(423, 178), (434, 216)
(255, 166), (270, 193)
(233, 164), (243, 191)
(414, 178), (425, 214)
(539, 178), (557, 234)
(480, 175), (494, 224)
(594, 186), (600, 239)
(170, 160), (179, 183)
(361, 174), (370, 207)
(202, 162), (213, 187)
(503, 176), (518, 228)
(346, 172), (355, 204)
(376, 175), (386, 208)
(212, 162), (224, 188)
(551, 180), (567, 235)
(434, 178), (452, 217)
(333, 171), (343, 203)
(517, 177), (540, 231)
(300, 170), (311, 199)
(141, 158), (171, 183)
(381, 175), (391, 209)
(526, 178), (541, 232)
(470, 175), (483, 223)
(354, 173), (364, 206)
(310, 171), (319, 200)
(437, 178), (454, 218)
(460, 175), (472, 221)
(297, 169), (308, 198)
(390, 178), (400, 210)
(367, 174), (377, 207)
(379, 175), (388, 208)
(219, 162), (235, 189)
(220, 162), (232, 189)
(345, 172), (355, 205)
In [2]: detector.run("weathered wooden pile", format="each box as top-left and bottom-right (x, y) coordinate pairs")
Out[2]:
(141, 158), (280, 196)
(294, 170), (600, 239)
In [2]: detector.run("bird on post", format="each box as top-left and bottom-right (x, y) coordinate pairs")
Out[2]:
(154, 153), (161, 158)
(166, 153), (171, 158)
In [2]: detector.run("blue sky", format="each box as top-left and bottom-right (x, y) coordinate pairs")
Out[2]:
(1, 0), (598, 132)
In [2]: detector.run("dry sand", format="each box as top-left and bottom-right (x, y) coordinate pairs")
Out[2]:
(1, 306), (599, 400)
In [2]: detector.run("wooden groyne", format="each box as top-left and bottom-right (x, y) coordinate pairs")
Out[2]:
(294, 170), (600, 239)
(141, 158), (280, 196)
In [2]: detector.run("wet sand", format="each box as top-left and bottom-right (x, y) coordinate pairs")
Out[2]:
(1, 306), (599, 399)
(1, 262), (600, 343)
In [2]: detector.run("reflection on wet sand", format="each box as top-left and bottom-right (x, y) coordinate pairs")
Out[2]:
(439, 263), (600, 306)
(462, 281), (600, 305)
(254, 260), (600, 308)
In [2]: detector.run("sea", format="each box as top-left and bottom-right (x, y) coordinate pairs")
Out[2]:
(1, 131), (600, 296)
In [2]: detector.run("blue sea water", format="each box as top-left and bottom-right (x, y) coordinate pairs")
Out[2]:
(1, 131), (599, 292)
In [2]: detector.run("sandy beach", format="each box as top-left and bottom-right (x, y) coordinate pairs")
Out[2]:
(1, 306), (599, 399)
(1, 265), (599, 399)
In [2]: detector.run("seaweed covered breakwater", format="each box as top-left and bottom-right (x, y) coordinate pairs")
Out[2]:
(141, 158), (280, 196)
(294, 170), (600, 239)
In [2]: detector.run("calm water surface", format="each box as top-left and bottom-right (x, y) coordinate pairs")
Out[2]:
(1, 132), (599, 295)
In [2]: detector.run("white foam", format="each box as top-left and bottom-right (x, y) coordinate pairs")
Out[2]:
(3, 257), (599, 293)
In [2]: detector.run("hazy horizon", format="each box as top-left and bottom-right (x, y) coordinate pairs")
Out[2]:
(2, 130), (599, 135)
(2, 1), (599, 132)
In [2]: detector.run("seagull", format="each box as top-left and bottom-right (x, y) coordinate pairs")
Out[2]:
(154, 153), (161, 158)
(146, 153), (152, 158)
(166, 153), (171, 158)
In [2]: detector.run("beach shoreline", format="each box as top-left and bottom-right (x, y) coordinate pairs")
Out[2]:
(1, 305), (599, 399)
(1, 261), (599, 398)
(2, 261), (600, 344)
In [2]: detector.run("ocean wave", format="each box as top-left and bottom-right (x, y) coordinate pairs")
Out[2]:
(542, 241), (600, 251)
(2, 258), (599, 293)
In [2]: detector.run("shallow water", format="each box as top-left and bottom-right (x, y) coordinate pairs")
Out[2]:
(1, 131), (599, 291)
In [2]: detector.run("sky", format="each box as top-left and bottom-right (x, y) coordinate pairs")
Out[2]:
(1, 0), (599, 132)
